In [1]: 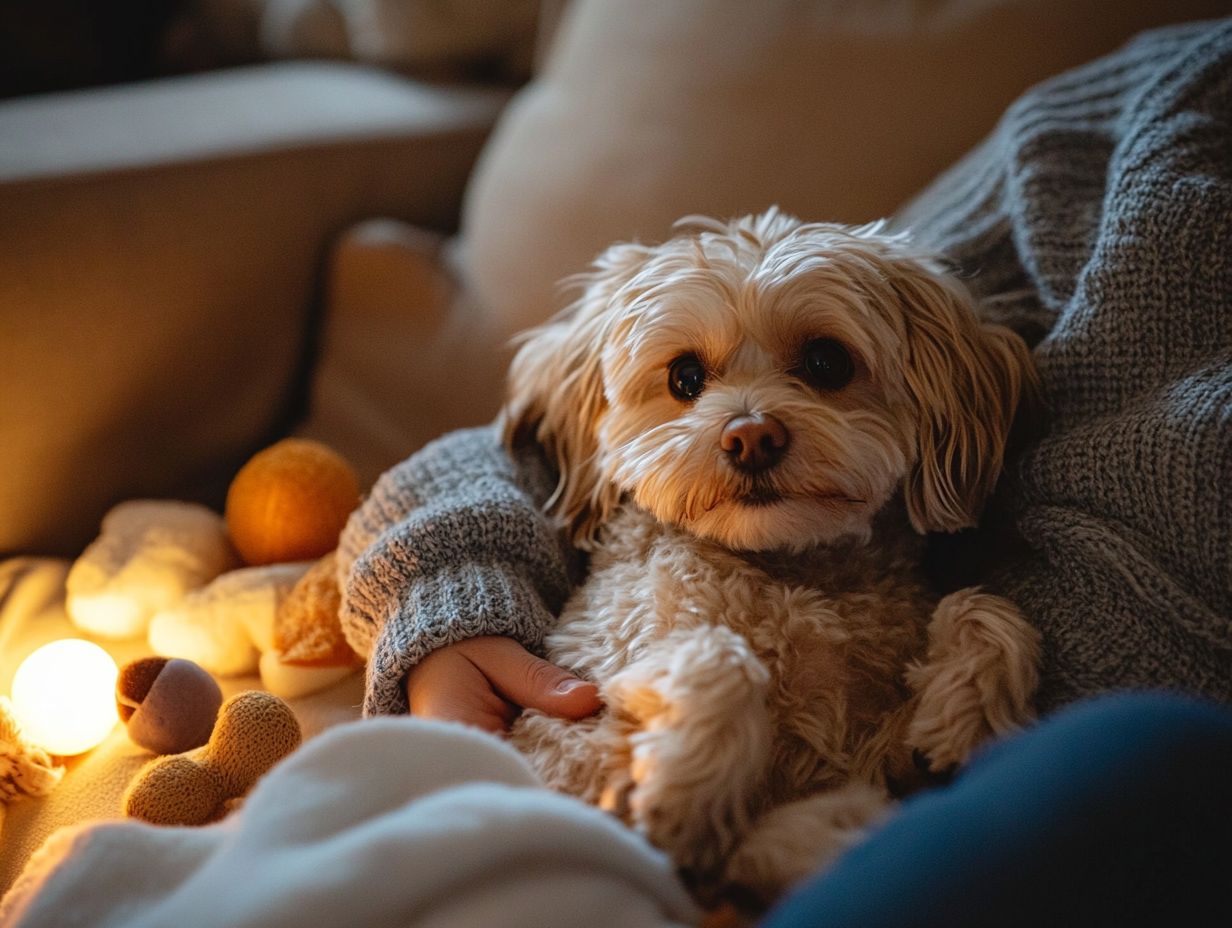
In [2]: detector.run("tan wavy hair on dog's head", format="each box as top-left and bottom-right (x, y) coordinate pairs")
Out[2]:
(503, 208), (1035, 553)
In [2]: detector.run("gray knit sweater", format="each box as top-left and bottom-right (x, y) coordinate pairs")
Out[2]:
(340, 20), (1232, 717)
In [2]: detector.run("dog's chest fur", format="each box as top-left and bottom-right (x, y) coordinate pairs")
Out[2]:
(544, 503), (936, 798)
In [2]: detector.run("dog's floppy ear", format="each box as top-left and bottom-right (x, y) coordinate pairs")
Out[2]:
(891, 262), (1037, 534)
(501, 242), (652, 548)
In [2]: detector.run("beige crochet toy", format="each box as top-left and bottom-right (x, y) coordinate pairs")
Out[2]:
(259, 551), (364, 699)
(1, 696), (63, 807)
(123, 691), (301, 826)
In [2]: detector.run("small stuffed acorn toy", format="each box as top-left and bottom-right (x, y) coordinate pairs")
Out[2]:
(116, 656), (223, 756)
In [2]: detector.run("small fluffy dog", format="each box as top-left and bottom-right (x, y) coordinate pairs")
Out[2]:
(503, 208), (1040, 904)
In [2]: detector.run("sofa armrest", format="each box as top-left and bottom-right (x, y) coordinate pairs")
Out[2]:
(0, 63), (506, 557)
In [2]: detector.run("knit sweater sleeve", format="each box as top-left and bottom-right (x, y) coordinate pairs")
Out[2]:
(337, 423), (579, 716)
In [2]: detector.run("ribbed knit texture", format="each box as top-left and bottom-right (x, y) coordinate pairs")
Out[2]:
(338, 426), (577, 715)
(897, 19), (1232, 710)
(342, 21), (1232, 717)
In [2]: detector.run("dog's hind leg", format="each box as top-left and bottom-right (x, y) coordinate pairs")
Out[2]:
(905, 588), (1040, 771)
(602, 624), (773, 877)
(723, 782), (891, 904)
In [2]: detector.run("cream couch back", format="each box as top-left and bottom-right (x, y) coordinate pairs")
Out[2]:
(461, 0), (1230, 342)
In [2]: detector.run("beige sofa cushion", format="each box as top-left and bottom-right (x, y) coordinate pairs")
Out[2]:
(461, 0), (1231, 340)
(0, 63), (504, 557)
(296, 220), (508, 489)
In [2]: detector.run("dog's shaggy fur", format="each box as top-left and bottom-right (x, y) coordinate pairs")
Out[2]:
(502, 208), (1040, 903)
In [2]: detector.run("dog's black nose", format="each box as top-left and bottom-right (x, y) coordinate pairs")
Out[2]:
(720, 413), (789, 472)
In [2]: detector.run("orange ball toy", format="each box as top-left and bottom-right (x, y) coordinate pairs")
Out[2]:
(225, 439), (360, 566)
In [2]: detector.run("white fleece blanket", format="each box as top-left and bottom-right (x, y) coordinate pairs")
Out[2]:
(0, 717), (698, 928)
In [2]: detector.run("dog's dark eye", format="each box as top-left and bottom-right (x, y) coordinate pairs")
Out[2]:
(799, 338), (854, 390)
(668, 354), (707, 400)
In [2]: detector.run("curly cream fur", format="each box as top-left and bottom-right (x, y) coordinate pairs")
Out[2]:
(504, 209), (1041, 905)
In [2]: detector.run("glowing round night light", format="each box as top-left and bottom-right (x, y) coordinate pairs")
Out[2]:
(11, 639), (119, 756)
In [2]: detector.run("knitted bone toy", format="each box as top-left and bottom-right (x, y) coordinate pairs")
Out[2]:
(123, 690), (301, 826)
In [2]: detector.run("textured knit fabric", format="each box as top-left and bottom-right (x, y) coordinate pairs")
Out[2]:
(894, 19), (1232, 710)
(342, 20), (1232, 717)
(0, 697), (62, 804)
(338, 426), (575, 715)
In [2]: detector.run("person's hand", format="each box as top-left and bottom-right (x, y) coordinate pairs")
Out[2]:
(406, 636), (602, 734)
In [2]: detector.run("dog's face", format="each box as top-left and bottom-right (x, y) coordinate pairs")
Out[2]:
(504, 209), (1033, 552)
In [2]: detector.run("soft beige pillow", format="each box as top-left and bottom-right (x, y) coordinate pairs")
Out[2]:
(462, 0), (1230, 341)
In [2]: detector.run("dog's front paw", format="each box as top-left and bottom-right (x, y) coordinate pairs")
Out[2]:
(602, 626), (773, 875)
(906, 589), (1040, 771)
(595, 735), (726, 874)
(623, 727), (735, 875)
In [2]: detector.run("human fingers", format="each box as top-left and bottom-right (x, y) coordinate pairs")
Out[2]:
(459, 636), (602, 719)
(406, 644), (519, 733)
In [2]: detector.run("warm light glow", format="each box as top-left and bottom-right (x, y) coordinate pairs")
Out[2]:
(11, 639), (119, 756)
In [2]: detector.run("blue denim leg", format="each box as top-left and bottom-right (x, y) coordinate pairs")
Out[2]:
(761, 691), (1232, 928)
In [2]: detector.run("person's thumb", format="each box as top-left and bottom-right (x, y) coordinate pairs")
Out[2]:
(465, 636), (602, 719)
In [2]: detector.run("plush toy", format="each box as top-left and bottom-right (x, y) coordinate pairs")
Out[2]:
(225, 438), (360, 566)
(123, 691), (301, 826)
(66, 501), (239, 639)
(147, 562), (312, 678)
(66, 439), (364, 700)
(116, 657), (223, 756)
(273, 552), (354, 666)
(146, 555), (362, 698)
(1, 696), (64, 806)
(260, 551), (364, 699)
